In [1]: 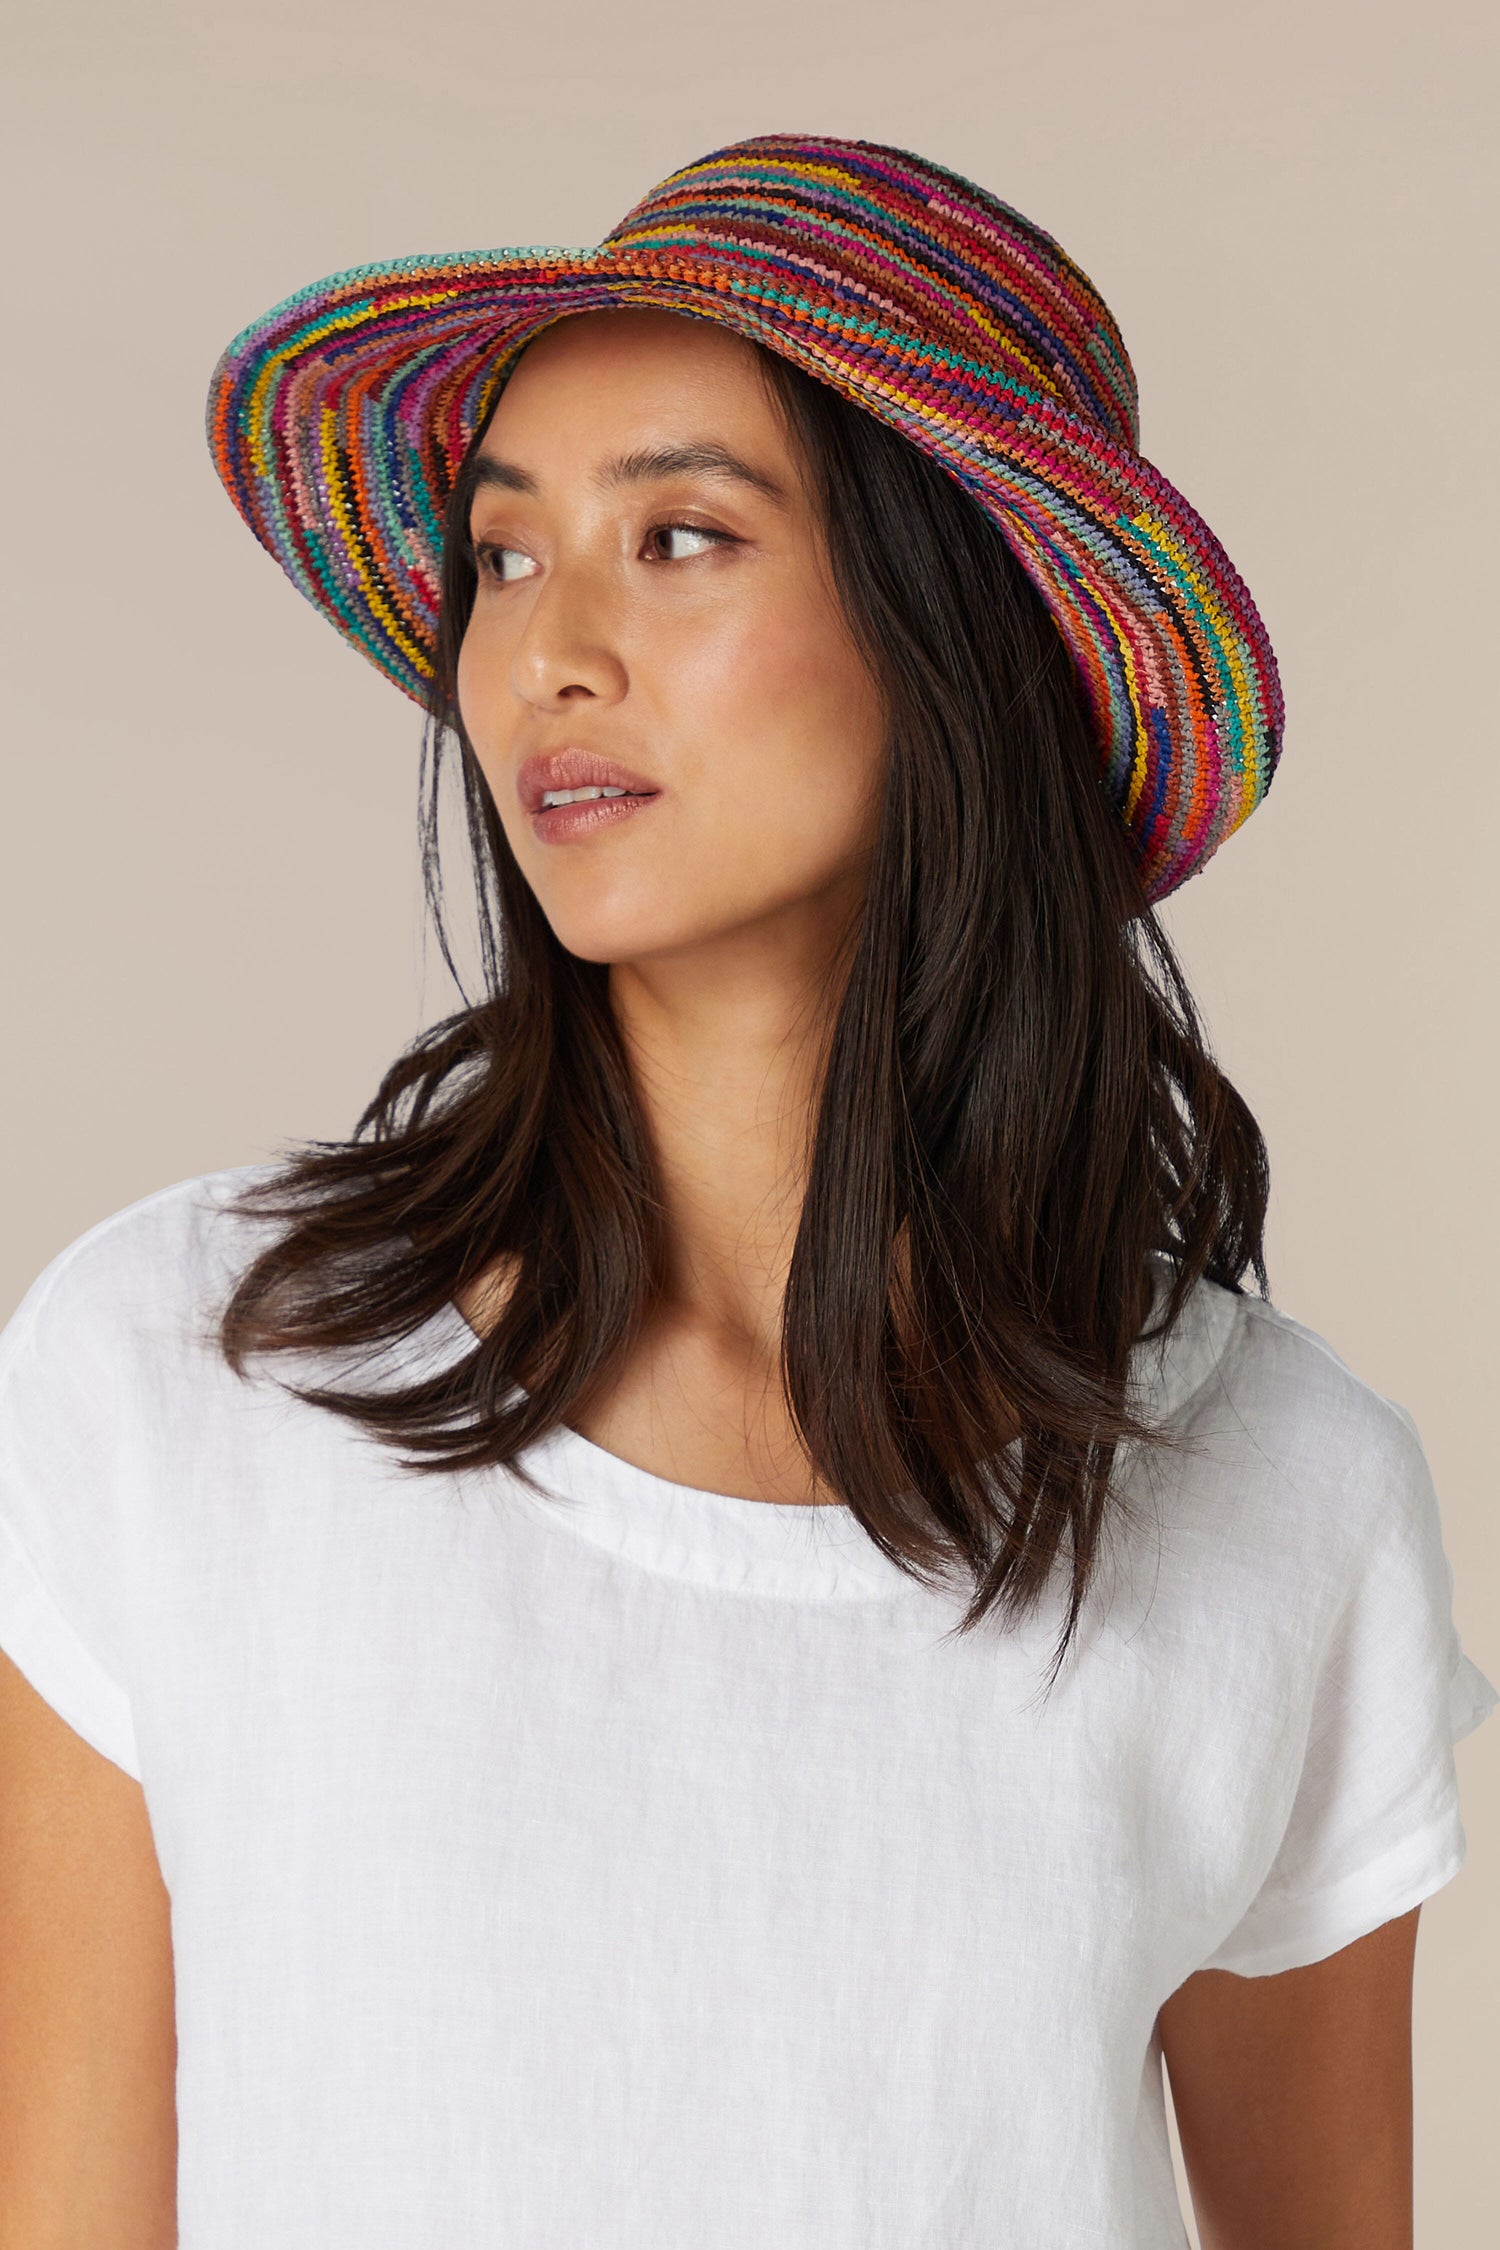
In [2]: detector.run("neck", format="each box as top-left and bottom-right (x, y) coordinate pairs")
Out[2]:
(609, 892), (856, 1364)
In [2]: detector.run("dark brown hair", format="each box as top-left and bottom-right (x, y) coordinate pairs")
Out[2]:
(215, 330), (1269, 1677)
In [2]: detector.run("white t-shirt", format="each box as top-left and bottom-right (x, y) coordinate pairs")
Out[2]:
(0, 1166), (1493, 2250)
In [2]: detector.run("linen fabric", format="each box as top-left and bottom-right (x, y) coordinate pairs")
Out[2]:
(205, 131), (1283, 904)
(0, 1166), (1493, 2250)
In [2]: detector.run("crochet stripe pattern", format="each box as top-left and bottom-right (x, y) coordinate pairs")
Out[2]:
(207, 132), (1283, 902)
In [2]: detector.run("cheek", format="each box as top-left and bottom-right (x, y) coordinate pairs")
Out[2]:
(665, 581), (886, 845)
(455, 618), (503, 748)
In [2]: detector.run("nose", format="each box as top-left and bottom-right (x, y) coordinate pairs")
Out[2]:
(507, 562), (628, 711)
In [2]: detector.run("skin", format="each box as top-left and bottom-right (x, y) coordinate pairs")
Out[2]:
(0, 1647), (177, 2250)
(455, 307), (886, 1506)
(1157, 1908), (1421, 2249)
(450, 306), (1428, 2248)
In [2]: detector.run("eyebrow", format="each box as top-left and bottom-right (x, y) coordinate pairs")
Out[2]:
(470, 442), (788, 506)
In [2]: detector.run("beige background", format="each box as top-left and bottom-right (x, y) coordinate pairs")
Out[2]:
(4, 0), (1496, 2234)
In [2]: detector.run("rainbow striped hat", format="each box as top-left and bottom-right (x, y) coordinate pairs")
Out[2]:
(207, 132), (1283, 902)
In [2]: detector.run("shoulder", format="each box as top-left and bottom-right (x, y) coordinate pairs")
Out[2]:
(1139, 1266), (1435, 1564)
(1206, 1283), (1424, 1480)
(0, 1168), (291, 1778)
(2, 1165), (286, 1379)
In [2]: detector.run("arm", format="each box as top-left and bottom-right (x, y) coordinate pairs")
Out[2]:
(1158, 1906), (1419, 2250)
(0, 1646), (177, 2250)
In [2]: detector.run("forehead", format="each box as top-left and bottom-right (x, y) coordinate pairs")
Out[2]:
(477, 309), (786, 458)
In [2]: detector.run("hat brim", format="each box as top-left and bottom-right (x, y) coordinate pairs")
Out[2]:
(207, 242), (1281, 903)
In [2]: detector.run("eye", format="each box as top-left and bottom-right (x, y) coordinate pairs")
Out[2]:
(645, 523), (732, 561)
(473, 540), (537, 585)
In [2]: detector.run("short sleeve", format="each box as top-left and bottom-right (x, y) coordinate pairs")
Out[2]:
(0, 1233), (143, 1780)
(1198, 1400), (1497, 1978)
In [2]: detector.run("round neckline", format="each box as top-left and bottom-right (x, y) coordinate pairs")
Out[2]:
(514, 1416), (932, 1601)
(406, 1258), (1231, 1602)
(412, 1298), (942, 1603)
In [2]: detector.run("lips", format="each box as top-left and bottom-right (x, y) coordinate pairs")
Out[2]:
(516, 748), (661, 814)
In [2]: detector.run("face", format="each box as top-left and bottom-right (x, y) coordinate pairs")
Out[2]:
(455, 309), (887, 973)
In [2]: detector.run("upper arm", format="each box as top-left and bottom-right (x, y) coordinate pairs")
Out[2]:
(0, 1645), (177, 2250)
(1158, 1905), (1419, 2250)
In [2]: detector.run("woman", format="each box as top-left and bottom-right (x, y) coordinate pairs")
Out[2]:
(0, 133), (1492, 2248)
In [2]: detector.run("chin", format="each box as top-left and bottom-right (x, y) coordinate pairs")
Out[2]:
(542, 910), (689, 967)
(542, 901), (738, 967)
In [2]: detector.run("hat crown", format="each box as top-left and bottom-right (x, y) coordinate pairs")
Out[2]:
(601, 133), (1140, 451)
(207, 128), (1283, 901)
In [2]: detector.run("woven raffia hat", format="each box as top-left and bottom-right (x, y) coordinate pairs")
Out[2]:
(207, 131), (1283, 903)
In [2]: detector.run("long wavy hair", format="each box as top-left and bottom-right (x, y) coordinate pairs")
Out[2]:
(215, 329), (1270, 1673)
